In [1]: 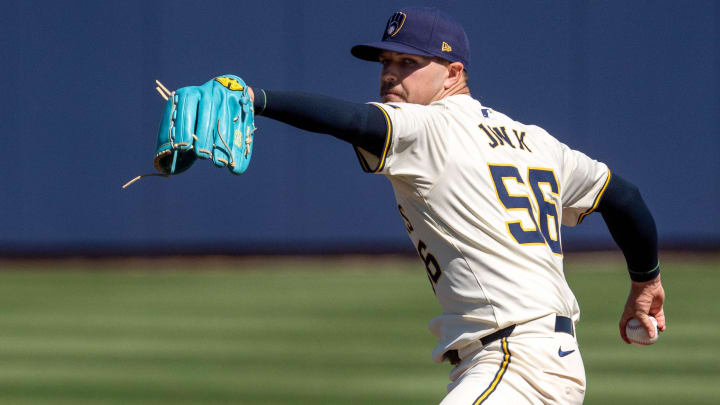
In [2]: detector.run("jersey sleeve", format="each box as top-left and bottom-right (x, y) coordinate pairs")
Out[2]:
(558, 141), (611, 226)
(353, 102), (450, 190)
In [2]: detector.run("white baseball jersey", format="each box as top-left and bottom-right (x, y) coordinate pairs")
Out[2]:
(354, 94), (610, 362)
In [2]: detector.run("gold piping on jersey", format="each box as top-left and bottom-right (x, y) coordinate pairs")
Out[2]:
(577, 169), (612, 225)
(372, 104), (393, 172)
(473, 337), (512, 404)
(354, 103), (393, 173)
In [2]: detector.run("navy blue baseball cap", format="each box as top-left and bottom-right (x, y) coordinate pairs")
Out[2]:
(351, 6), (470, 70)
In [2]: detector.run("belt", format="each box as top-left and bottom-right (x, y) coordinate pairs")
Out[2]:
(444, 315), (574, 366)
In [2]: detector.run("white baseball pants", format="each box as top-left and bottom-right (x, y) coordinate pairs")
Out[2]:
(439, 314), (586, 405)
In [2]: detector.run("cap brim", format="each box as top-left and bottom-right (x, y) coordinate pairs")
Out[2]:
(351, 41), (436, 62)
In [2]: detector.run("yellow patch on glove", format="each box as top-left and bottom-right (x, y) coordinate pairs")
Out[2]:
(215, 77), (245, 91)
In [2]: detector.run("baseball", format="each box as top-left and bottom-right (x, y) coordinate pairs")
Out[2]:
(626, 316), (659, 346)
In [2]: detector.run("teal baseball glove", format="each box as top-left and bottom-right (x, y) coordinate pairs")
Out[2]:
(154, 75), (255, 175)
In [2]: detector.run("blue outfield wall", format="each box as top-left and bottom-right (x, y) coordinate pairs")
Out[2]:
(0, 0), (718, 255)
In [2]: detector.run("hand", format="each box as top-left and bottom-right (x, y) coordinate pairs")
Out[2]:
(619, 275), (666, 344)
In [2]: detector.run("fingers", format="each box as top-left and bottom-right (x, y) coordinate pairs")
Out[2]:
(619, 275), (666, 343)
(649, 281), (666, 333)
(639, 276), (666, 336)
(654, 309), (667, 332)
(619, 311), (632, 344)
(636, 312), (657, 339)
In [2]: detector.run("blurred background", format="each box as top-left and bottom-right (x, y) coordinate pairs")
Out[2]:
(0, 0), (718, 404)
(0, 0), (718, 256)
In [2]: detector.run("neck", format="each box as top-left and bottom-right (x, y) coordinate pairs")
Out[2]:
(450, 86), (471, 97)
(447, 78), (471, 97)
(433, 82), (471, 103)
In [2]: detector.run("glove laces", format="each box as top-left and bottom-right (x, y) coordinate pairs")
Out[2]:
(122, 80), (175, 189)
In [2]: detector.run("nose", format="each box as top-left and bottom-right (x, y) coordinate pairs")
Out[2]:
(381, 64), (398, 84)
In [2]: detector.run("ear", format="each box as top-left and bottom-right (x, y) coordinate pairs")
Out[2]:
(444, 62), (465, 89)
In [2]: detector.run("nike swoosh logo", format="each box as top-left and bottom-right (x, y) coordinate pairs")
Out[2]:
(558, 347), (575, 357)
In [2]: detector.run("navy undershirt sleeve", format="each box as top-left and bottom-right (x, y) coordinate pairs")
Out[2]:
(253, 89), (387, 157)
(595, 173), (659, 282)
(252, 89), (660, 282)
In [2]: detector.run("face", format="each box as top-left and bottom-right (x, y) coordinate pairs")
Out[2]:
(378, 51), (450, 105)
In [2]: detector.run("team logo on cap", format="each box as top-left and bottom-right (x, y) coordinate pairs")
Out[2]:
(384, 12), (406, 38)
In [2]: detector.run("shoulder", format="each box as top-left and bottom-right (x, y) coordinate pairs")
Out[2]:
(482, 106), (563, 144)
(369, 100), (452, 136)
(372, 94), (478, 115)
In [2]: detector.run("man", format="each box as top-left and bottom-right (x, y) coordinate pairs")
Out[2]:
(168, 6), (666, 404)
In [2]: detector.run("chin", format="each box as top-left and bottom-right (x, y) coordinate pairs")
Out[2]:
(382, 94), (405, 103)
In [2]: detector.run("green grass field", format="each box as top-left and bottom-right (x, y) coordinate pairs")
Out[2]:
(0, 253), (717, 404)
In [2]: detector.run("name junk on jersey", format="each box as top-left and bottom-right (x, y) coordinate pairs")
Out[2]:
(478, 123), (532, 152)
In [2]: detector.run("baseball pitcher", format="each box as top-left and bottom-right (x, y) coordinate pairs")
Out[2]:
(145, 7), (665, 404)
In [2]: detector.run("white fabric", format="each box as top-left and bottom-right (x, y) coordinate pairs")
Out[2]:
(441, 314), (586, 405)
(356, 95), (609, 364)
